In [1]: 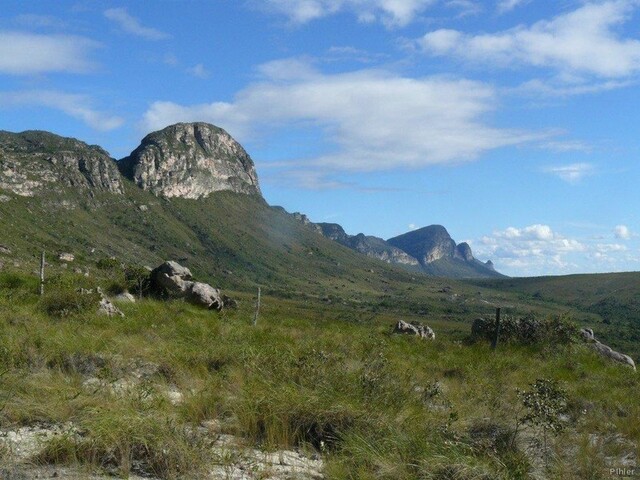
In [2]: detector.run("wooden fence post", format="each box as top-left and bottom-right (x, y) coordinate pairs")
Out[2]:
(39, 251), (45, 296)
(252, 287), (261, 326)
(491, 307), (501, 350)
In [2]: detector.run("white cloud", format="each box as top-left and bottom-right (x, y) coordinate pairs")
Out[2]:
(186, 63), (210, 79)
(473, 224), (586, 275)
(0, 90), (124, 131)
(543, 163), (594, 183)
(614, 224), (631, 239)
(104, 8), (169, 40)
(258, 0), (436, 27)
(419, 1), (640, 78)
(142, 59), (541, 177)
(496, 0), (530, 14)
(0, 31), (98, 75)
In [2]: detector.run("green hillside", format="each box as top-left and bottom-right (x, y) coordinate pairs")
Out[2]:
(470, 274), (640, 361)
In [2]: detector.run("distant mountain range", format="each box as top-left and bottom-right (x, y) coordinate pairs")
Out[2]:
(283, 212), (503, 279)
(0, 122), (502, 281)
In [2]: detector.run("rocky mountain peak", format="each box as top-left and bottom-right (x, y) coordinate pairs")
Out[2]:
(0, 130), (124, 196)
(118, 122), (261, 199)
(388, 225), (456, 264)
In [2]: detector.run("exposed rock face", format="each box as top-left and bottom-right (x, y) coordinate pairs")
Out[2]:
(388, 225), (456, 264)
(393, 320), (435, 340)
(388, 225), (503, 278)
(119, 123), (261, 199)
(0, 130), (124, 196)
(296, 219), (420, 268)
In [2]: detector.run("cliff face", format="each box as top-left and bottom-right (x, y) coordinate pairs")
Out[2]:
(316, 224), (421, 267)
(118, 123), (261, 199)
(0, 130), (124, 196)
(388, 225), (457, 265)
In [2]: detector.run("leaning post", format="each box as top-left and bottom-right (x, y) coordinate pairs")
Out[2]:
(252, 286), (261, 326)
(491, 307), (501, 350)
(39, 251), (45, 296)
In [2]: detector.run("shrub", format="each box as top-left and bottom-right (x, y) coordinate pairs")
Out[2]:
(471, 313), (578, 346)
(41, 289), (100, 318)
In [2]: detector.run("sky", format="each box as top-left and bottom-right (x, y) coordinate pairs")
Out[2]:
(0, 0), (639, 277)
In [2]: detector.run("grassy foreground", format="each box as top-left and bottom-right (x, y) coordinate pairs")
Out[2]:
(0, 269), (638, 479)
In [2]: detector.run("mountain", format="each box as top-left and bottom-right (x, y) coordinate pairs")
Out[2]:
(388, 225), (503, 278)
(284, 212), (501, 278)
(118, 122), (261, 198)
(0, 130), (123, 196)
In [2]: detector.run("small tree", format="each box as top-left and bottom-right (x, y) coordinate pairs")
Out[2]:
(513, 378), (568, 467)
(124, 264), (150, 299)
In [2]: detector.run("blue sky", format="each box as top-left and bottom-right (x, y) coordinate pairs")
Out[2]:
(1, 0), (639, 277)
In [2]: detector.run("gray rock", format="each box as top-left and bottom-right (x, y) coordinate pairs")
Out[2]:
(150, 260), (225, 310)
(114, 292), (136, 303)
(58, 252), (75, 262)
(0, 244), (11, 255)
(119, 122), (261, 199)
(150, 260), (194, 293)
(581, 328), (636, 371)
(393, 320), (435, 340)
(98, 297), (125, 317)
(0, 130), (124, 196)
(184, 281), (223, 310)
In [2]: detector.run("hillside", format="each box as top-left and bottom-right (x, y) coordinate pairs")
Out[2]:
(470, 273), (640, 361)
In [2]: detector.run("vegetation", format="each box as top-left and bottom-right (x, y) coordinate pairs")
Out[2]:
(0, 268), (638, 479)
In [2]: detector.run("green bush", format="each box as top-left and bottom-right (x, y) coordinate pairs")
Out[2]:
(41, 289), (100, 318)
(471, 313), (578, 346)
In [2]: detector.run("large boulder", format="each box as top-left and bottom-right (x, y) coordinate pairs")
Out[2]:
(150, 260), (224, 310)
(184, 281), (223, 310)
(393, 320), (435, 340)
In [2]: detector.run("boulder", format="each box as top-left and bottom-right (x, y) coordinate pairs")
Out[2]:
(150, 260), (225, 310)
(580, 328), (636, 371)
(393, 320), (435, 340)
(150, 260), (193, 293)
(184, 281), (223, 310)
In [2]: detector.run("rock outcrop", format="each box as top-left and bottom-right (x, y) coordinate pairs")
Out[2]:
(0, 130), (124, 196)
(393, 320), (435, 340)
(388, 225), (503, 278)
(150, 260), (224, 310)
(119, 123), (261, 199)
(580, 328), (636, 371)
(317, 223), (420, 267)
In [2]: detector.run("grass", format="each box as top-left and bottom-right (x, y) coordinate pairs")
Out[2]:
(0, 269), (638, 479)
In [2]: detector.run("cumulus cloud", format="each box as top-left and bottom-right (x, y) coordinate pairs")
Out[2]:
(543, 163), (594, 183)
(258, 0), (436, 27)
(419, 1), (640, 78)
(0, 31), (98, 75)
(0, 90), (124, 131)
(614, 224), (631, 239)
(142, 58), (541, 178)
(104, 8), (169, 40)
(473, 224), (586, 275)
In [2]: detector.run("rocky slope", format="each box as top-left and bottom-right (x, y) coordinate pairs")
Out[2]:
(0, 130), (123, 196)
(317, 223), (421, 268)
(118, 123), (261, 198)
